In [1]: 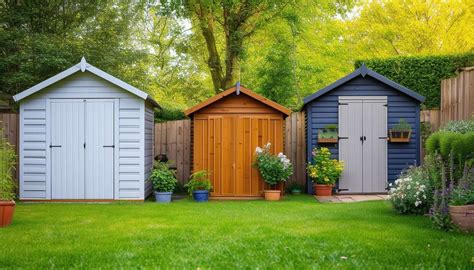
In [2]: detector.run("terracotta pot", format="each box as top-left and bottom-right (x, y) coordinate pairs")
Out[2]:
(449, 204), (474, 232)
(263, 190), (281, 201)
(0, 200), (15, 228)
(314, 184), (333, 196)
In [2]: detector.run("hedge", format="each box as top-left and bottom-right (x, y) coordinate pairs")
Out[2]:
(355, 54), (474, 108)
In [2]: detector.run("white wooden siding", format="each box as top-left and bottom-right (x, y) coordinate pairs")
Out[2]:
(20, 99), (48, 199)
(144, 104), (154, 197)
(19, 72), (148, 200)
(28, 72), (138, 100)
(118, 98), (145, 199)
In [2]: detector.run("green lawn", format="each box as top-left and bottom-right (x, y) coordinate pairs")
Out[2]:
(0, 196), (473, 269)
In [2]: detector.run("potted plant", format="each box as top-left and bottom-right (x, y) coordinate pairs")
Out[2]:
(185, 170), (212, 202)
(149, 162), (177, 203)
(307, 147), (344, 196)
(318, 124), (338, 143)
(449, 179), (474, 232)
(254, 143), (293, 201)
(389, 119), (412, 142)
(0, 130), (16, 227)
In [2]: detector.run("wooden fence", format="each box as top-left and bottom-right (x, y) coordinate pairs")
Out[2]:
(284, 112), (306, 188)
(420, 109), (441, 131)
(440, 67), (474, 125)
(0, 113), (19, 186)
(154, 120), (192, 185)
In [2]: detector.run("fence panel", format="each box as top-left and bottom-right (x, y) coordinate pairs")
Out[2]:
(154, 120), (192, 185)
(0, 113), (19, 186)
(440, 67), (474, 125)
(284, 112), (306, 188)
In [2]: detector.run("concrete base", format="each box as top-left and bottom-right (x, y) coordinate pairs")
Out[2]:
(315, 194), (388, 203)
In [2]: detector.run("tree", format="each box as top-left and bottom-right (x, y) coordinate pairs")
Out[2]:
(164, 0), (294, 94)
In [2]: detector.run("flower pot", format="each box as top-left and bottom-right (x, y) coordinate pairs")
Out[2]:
(192, 190), (209, 202)
(449, 204), (474, 232)
(154, 191), (173, 203)
(0, 201), (15, 228)
(314, 184), (333, 196)
(263, 190), (281, 201)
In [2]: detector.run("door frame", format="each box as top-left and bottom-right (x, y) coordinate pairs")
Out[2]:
(338, 96), (388, 194)
(48, 98), (117, 200)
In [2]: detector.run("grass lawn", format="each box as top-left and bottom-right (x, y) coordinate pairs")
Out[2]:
(0, 195), (473, 269)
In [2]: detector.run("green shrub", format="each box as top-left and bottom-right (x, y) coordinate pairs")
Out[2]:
(254, 143), (293, 187)
(356, 54), (474, 108)
(440, 117), (474, 134)
(0, 130), (16, 201)
(389, 166), (433, 215)
(426, 131), (474, 163)
(185, 170), (212, 194)
(149, 162), (177, 192)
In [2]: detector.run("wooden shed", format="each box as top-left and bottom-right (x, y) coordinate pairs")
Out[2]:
(185, 85), (291, 198)
(303, 65), (425, 194)
(13, 57), (159, 201)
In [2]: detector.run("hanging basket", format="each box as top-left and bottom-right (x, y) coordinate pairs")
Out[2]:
(389, 129), (411, 143)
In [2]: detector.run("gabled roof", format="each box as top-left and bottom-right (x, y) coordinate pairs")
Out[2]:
(13, 57), (159, 107)
(303, 64), (425, 105)
(184, 85), (292, 116)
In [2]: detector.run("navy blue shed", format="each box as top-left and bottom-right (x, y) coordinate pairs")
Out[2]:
(303, 65), (425, 194)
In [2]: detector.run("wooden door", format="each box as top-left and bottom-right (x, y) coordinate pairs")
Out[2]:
(84, 99), (115, 199)
(362, 98), (387, 193)
(51, 100), (85, 199)
(338, 99), (363, 193)
(193, 114), (284, 197)
(338, 96), (387, 193)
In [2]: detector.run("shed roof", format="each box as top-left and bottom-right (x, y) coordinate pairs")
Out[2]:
(13, 57), (159, 107)
(184, 85), (292, 116)
(303, 64), (425, 105)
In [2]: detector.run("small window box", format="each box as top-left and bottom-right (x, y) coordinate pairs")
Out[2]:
(389, 119), (412, 143)
(389, 130), (411, 142)
(318, 127), (338, 144)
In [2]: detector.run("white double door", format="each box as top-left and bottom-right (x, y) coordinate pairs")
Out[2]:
(338, 96), (387, 193)
(50, 99), (115, 199)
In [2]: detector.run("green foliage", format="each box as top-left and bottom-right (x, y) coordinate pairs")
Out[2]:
(149, 162), (177, 193)
(355, 54), (474, 108)
(426, 131), (474, 166)
(0, 130), (16, 201)
(185, 170), (212, 194)
(324, 124), (338, 129)
(389, 166), (433, 215)
(392, 119), (412, 131)
(420, 122), (433, 147)
(307, 147), (344, 185)
(254, 143), (293, 187)
(154, 106), (186, 123)
(450, 184), (474, 206)
(440, 117), (474, 134)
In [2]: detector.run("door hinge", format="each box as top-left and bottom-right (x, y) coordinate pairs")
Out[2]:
(383, 104), (388, 107)
(49, 145), (62, 148)
(103, 145), (115, 148)
(338, 102), (349, 105)
(338, 136), (348, 140)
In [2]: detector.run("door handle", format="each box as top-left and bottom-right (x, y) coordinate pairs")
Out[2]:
(49, 145), (62, 148)
(103, 145), (115, 148)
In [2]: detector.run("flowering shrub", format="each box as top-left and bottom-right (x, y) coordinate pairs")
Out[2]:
(389, 166), (432, 215)
(254, 143), (293, 187)
(439, 117), (474, 134)
(306, 147), (344, 185)
(0, 130), (16, 201)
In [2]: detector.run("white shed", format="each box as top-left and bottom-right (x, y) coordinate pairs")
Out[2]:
(13, 58), (158, 201)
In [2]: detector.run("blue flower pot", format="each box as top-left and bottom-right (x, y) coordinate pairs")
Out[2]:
(155, 191), (172, 203)
(192, 190), (209, 202)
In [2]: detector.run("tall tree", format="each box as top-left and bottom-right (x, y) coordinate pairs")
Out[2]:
(164, 0), (293, 93)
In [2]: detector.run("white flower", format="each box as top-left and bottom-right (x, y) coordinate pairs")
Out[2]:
(415, 200), (421, 207)
(255, 147), (263, 154)
(265, 142), (271, 148)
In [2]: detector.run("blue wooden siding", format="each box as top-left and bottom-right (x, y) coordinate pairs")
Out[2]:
(305, 75), (421, 194)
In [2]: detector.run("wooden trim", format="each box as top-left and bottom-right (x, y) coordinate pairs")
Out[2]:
(184, 86), (292, 116)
